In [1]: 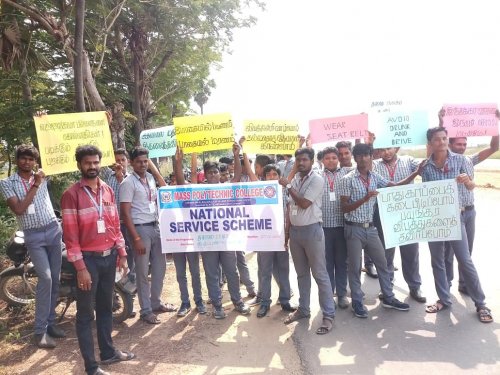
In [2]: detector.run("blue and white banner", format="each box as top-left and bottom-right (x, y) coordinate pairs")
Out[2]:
(158, 181), (285, 253)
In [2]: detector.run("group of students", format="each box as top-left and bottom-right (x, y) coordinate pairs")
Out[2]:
(0, 118), (497, 374)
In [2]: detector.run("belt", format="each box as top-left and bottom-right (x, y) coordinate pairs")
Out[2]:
(82, 248), (115, 257)
(462, 205), (474, 211)
(134, 221), (157, 227)
(345, 221), (373, 228)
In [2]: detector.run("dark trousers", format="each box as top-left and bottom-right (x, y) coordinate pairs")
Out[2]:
(76, 252), (117, 375)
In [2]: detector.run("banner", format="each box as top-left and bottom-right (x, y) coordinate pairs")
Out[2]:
(139, 126), (176, 158)
(377, 180), (461, 249)
(158, 181), (285, 253)
(243, 120), (299, 154)
(308, 114), (368, 144)
(33, 111), (114, 175)
(372, 110), (429, 148)
(370, 99), (404, 113)
(442, 103), (499, 137)
(173, 113), (234, 153)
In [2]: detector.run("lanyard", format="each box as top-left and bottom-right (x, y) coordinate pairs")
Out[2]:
(358, 174), (371, 193)
(21, 176), (34, 193)
(383, 160), (398, 181)
(83, 186), (103, 219)
(325, 170), (338, 192)
(297, 171), (313, 192)
(137, 176), (152, 202)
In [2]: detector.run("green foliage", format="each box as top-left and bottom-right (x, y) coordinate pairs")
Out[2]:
(0, 199), (16, 255)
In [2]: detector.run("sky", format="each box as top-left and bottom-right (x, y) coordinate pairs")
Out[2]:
(202, 0), (500, 143)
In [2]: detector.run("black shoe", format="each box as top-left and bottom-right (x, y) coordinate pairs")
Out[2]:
(101, 350), (135, 365)
(257, 305), (270, 318)
(410, 288), (427, 303)
(281, 302), (298, 312)
(91, 368), (110, 375)
(47, 325), (66, 338)
(382, 298), (410, 311)
(364, 264), (378, 279)
(33, 333), (56, 349)
(458, 286), (469, 295)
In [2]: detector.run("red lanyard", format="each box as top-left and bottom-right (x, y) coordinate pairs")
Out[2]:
(21, 176), (34, 193)
(384, 160), (398, 181)
(439, 162), (449, 174)
(325, 170), (338, 192)
(138, 177), (152, 202)
(358, 174), (371, 193)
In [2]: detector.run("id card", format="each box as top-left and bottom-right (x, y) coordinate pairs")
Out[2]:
(149, 202), (156, 213)
(97, 220), (106, 234)
(329, 192), (336, 201)
(27, 204), (36, 215)
(291, 207), (298, 216)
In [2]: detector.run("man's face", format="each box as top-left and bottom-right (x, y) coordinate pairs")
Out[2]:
(220, 170), (229, 183)
(337, 147), (352, 167)
(78, 155), (101, 179)
(131, 155), (148, 174)
(449, 138), (467, 154)
(227, 162), (235, 174)
(354, 153), (372, 170)
(16, 155), (37, 173)
(205, 167), (220, 184)
(296, 153), (313, 173)
(265, 170), (280, 181)
(429, 131), (449, 153)
(115, 153), (129, 169)
(322, 152), (338, 171)
(380, 148), (399, 162)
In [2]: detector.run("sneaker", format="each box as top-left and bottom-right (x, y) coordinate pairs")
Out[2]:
(33, 333), (56, 349)
(351, 301), (368, 318)
(177, 303), (191, 317)
(196, 303), (208, 315)
(234, 301), (251, 315)
(47, 325), (66, 338)
(382, 298), (410, 311)
(337, 296), (349, 309)
(247, 296), (262, 306)
(213, 306), (227, 319)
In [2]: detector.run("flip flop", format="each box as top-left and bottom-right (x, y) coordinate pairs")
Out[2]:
(477, 307), (493, 323)
(316, 317), (334, 335)
(425, 300), (447, 313)
(140, 312), (160, 324)
(284, 310), (310, 325)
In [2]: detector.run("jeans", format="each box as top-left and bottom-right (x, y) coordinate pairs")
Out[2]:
(323, 227), (348, 297)
(76, 251), (117, 375)
(24, 221), (62, 335)
(173, 252), (203, 305)
(289, 223), (335, 318)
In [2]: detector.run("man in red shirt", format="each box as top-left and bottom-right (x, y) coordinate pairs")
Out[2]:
(62, 145), (135, 375)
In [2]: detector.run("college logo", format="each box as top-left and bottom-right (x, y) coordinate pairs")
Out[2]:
(160, 191), (172, 203)
(263, 185), (277, 198)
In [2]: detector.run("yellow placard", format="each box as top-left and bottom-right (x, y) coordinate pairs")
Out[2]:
(34, 111), (114, 175)
(173, 113), (234, 153)
(243, 120), (300, 154)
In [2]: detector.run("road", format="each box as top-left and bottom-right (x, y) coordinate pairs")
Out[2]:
(2, 188), (500, 375)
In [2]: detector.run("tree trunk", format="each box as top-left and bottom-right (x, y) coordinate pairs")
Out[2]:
(110, 102), (126, 149)
(74, 0), (86, 112)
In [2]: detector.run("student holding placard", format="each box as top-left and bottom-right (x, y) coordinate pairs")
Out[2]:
(421, 127), (493, 323)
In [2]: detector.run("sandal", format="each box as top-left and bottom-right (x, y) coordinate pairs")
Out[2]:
(316, 317), (334, 335)
(153, 303), (177, 313)
(477, 307), (493, 323)
(425, 300), (447, 313)
(101, 350), (135, 365)
(284, 310), (310, 325)
(140, 312), (160, 324)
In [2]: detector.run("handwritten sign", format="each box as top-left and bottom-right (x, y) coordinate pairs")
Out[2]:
(33, 111), (114, 175)
(243, 120), (299, 154)
(372, 111), (429, 148)
(370, 99), (404, 113)
(308, 114), (368, 144)
(442, 103), (499, 137)
(158, 181), (284, 253)
(173, 113), (234, 153)
(139, 126), (176, 158)
(377, 180), (461, 249)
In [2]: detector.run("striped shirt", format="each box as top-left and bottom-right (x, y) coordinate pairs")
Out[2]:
(0, 173), (57, 230)
(61, 178), (126, 271)
(277, 158), (295, 179)
(339, 169), (390, 223)
(373, 155), (419, 182)
(321, 167), (353, 228)
(421, 151), (474, 209)
(101, 167), (129, 214)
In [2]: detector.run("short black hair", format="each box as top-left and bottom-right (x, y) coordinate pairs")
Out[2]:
(352, 143), (373, 157)
(130, 146), (149, 160)
(114, 148), (129, 158)
(335, 141), (352, 151)
(16, 145), (40, 161)
(263, 164), (281, 177)
(255, 154), (273, 168)
(448, 137), (466, 144)
(75, 145), (102, 163)
(219, 163), (228, 173)
(203, 160), (219, 174)
(219, 156), (234, 164)
(295, 147), (315, 160)
(317, 150), (324, 161)
(322, 146), (339, 158)
(426, 127), (448, 142)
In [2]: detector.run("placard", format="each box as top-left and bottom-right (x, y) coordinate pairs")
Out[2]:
(372, 111), (429, 148)
(243, 120), (299, 154)
(139, 126), (176, 158)
(442, 103), (498, 137)
(308, 114), (368, 144)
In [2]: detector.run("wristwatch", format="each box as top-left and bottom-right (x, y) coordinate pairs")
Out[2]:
(286, 183), (292, 190)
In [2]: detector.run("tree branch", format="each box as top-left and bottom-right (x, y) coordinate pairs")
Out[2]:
(150, 50), (174, 81)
